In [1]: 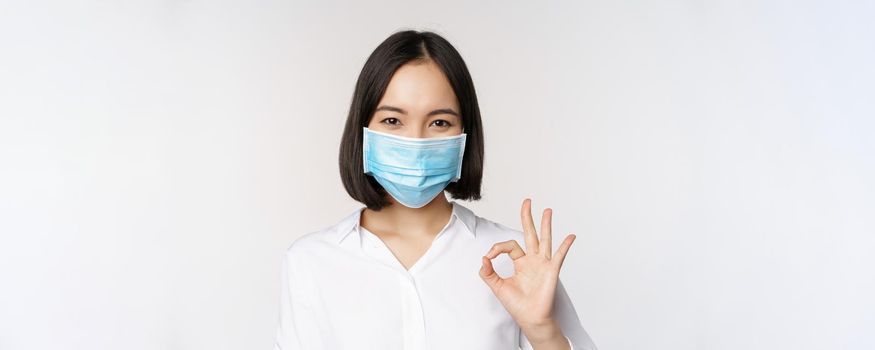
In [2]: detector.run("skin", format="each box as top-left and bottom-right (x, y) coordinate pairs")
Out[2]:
(361, 59), (576, 350)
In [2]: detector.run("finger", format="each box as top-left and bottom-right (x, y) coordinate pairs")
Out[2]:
(540, 208), (553, 259)
(485, 240), (526, 260)
(520, 198), (539, 254)
(479, 256), (504, 291)
(552, 234), (577, 269)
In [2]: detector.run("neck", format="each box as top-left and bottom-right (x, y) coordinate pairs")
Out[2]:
(361, 193), (453, 238)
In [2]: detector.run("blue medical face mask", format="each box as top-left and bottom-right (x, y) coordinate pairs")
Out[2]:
(362, 127), (467, 208)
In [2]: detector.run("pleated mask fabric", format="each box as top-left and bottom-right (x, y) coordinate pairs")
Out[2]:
(362, 127), (467, 208)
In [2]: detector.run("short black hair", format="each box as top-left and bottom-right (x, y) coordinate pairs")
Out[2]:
(339, 29), (484, 211)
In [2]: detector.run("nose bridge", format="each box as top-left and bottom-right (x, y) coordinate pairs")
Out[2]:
(412, 125), (426, 139)
(403, 119), (428, 139)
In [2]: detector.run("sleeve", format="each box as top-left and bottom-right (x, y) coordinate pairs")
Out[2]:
(519, 277), (598, 350)
(273, 249), (324, 350)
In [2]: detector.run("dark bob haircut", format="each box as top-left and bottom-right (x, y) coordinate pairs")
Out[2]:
(339, 29), (484, 211)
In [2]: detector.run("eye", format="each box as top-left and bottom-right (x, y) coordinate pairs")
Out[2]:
(380, 117), (401, 126)
(430, 119), (452, 128)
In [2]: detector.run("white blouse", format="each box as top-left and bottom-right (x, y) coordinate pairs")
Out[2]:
(272, 200), (598, 350)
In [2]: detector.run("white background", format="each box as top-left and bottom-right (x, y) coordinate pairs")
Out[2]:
(1, 1), (873, 349)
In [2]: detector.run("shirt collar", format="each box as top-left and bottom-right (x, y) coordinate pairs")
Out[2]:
(334, 200), (477, 244)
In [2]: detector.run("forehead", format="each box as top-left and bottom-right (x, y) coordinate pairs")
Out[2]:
(378, 60), (459, 111)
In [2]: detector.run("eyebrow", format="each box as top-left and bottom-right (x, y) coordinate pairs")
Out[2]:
(375, 105), (460, 118)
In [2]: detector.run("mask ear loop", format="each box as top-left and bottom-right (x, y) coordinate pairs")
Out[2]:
(362, 127), (371, 174)
(457, 125), (466, 180)
(453, 134), (467, 182)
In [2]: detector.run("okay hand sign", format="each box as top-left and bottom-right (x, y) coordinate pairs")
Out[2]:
(479, 198), (577, 328)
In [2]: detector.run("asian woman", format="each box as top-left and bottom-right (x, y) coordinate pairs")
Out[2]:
(273, 29), (597, 350)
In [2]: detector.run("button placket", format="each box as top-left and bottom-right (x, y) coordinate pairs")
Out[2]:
(400, 274), (427, 350)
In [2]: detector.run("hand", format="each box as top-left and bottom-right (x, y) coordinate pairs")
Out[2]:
(479, 198), (577, 329)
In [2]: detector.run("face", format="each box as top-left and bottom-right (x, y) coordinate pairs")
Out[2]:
(367, 60), (463, 138)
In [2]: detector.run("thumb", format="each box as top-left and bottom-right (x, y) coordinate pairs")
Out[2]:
(479, 256), (502, 291)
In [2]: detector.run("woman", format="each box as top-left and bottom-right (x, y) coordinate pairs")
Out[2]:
(273, 30), (597, 350)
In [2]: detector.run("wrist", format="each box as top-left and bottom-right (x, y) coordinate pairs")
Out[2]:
(520, 318), (566, 345)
